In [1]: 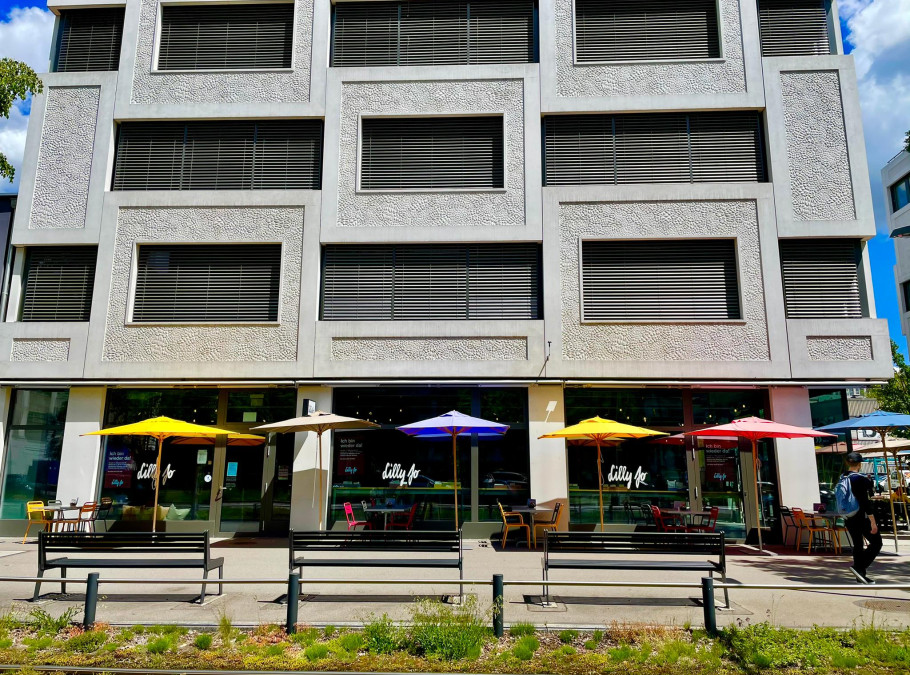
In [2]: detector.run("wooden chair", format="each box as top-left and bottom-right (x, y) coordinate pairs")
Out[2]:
(533, 502), (563, 547)
(76, 501), (99, 532)
(650, 505), (685, 532)
(23, 501), (53, 543)
(388, 503), (418, 530)
(792, 507), (836, 553)
(343, 502), (372, 530)
(498, 502), (530, 548)
(687, 506), (719, 533)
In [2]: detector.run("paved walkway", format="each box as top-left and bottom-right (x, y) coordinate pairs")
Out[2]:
(0, 536), (908, 630)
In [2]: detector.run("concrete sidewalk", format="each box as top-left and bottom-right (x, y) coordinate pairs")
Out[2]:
(0, 536), (907, 630)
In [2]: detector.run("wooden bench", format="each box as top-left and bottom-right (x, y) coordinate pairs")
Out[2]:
(35, 531), (224, 603)
(543, 531), (728, 608)
(289, 530), (463, 597)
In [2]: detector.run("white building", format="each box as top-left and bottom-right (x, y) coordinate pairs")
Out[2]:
(884, 148), (910, 347)
(0, 0), (892, 539)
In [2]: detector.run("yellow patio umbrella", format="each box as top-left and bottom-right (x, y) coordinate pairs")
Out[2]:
(83, 416), (262, 531)
(539, 417), (666, 532)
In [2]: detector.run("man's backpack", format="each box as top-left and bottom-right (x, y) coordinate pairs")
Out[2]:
(835, 473), (861, 517)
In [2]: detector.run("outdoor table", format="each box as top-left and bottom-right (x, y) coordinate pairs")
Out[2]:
(365, 505), (411, 530)
(41, 504), (82, 532)
(508, 505), (554, 529)
(662, 508), (712, 529)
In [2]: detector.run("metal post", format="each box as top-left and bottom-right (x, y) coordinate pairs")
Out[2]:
(701, 577), (717, 636)
(286, 572), (299, 634)
(83, 573), (99, 630)
(492, 574), (504, 638)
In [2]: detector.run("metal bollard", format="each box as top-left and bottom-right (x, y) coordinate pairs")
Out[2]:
(701, 577), (717, 636)
(286, 572), (300, 634)
(492, 574), (504, 638)
(83, 573), (99, 630)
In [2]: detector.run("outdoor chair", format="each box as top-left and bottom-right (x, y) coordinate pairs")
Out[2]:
(343, 502), (372, 530)
(97, 497), (113, 531)
(387, 503), (418, 530)
(497, 502), (530, 548)
(686, 506), (719, 533)
(23, 501), (53, 543)
(533, 501), (563, 547)
(650, 505), (685, 532)
(780, 506), (798, 547)
(792, 507), (837, 553)
(77, 502), (99, 532)
(46, 500), (63, 532)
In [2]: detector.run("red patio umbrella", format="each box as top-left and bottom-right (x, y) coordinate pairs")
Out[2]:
(686, 417), (836, 550)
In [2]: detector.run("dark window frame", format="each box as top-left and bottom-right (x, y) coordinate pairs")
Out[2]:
(891, 172), (910, 213)
(779, 238), (865, 319)
(52, 7), (125, 72)
(757, 0), (834, 57)
(902, 280), (910, 313)
(19, 246), (98, 322)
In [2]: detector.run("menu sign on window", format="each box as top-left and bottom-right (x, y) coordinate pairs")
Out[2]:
(705, 447), (737, 487)
(104, 447), (133, 489)
(337, 436), (365, 479)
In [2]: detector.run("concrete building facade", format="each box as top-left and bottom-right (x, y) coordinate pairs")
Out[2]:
(0, 0), (892, 539)
(884, 149), (910, 346)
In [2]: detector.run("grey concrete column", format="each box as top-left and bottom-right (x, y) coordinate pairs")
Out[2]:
(528, 384), (568, 529)
(289, 386), (333, 531)
(55, 387), (106, 504)
(769, 386), (821, 511)
(0, 387), (11, 486)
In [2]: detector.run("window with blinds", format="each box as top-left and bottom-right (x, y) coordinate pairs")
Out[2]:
(361, 116), (504, 190)
(331, 0), (536, 67)
(112, 120), (323, 190)
(574, 0), (720, 62)
(544, 111), (766, 185)
(581, 240), (741, 321)
(758, 0), (832, 57)
(158, 3), (294, 71)
(132, 244), (281, 322)
(20, 247), (97, 322)
(53, 8), (125, 72)
(779, 239), (863, 319)
(321, 243), (541, 320)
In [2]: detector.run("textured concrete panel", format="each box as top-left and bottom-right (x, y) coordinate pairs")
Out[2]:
(337, 80), (525, 228)
(130, 0), (313, 104)
(104, 207), (303, 362)
(555, 0), (746, 98)
(806, 336), (872, 361)
(330, 337), (528, 361)
(560, 200), (769, 361)
(29, 86), (99, 230)
(11, 338), (71, 362)
(780, 71), (856, 221)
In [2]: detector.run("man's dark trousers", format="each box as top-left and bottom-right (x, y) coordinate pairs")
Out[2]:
(845, 513), (883, 574)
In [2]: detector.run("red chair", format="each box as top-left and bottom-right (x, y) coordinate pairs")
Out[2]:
(344, 502), (371, 530)
(650, 505), (685, 532)
(686, 506), (719, 533)
(387, 503), (418, 530)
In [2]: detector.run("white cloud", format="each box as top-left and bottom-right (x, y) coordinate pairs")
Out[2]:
(0, 102), (30, 191)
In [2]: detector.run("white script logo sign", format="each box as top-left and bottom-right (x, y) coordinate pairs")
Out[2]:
(137, 463), (176, 484)
(606, 464), (648, 489)
(382, 462), (421, 486)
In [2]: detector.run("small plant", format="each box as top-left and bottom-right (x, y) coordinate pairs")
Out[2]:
(408, 596), (489, 660)
(65, 630), (108, 653)
(131, 625), (146, 634)
(145, 636), (175, 654)
(265, 643), (287, 657)
(509, 622), (535, 637)
(363, 614), (401, 655)
(558, 629), (578, 644)
(116, 628), (134, 643)
(323, 624), (336, 638)
(583, 639), (598, 650)
(304, 643), (330, 661)
(555, 644), (577, 656)
(0, 638), (12, 650)
(23, 636), (54, 652)
(290, 627), (319, 647)
(592, 629), (603, 642)
(28, 606), (78, 633)
(217, 610), (235, 644)
(512, 636), (538, 662)
(194, 633), (213, 650)
(148, 624), (187, 637)
(0, 609), (24, 632)
(339, 632), (364, 652)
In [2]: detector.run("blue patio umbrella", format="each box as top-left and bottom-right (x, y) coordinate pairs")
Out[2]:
(398, 411), (509, 531)
(817, 410), (910, 550)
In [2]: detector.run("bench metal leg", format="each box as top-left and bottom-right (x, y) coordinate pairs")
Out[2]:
(200, 569), (208, 605)
(218, 565), (224, 596)
(32, 569), (44, 602)
(542, 565), (549, 606)
(60, 567), (66, 595)
(718, 570), (730, 609)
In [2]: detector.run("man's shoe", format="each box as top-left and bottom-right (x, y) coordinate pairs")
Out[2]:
(862, 573), (875, 585)
(850, 567), (869, 584)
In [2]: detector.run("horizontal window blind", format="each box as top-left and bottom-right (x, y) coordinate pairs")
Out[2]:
(361, 116), (504, 190)
(112, 120), (323, 190)
(53, 8), (124, 72)
(581, 240), (741, 321)
(544, 111), (766, 185)
(133, 244), (281, 322)
(575, 0), (719, 62)
(321, 243), (541, 320)
(331, 0), (535, 66)
(21, 246), (97, 322)
(780, 239), (863, 319)
(758, 0), (831, 57)
(158, 3), (294, 71)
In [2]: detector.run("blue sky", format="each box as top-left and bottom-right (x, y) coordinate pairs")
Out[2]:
(1, 0), (909, 355)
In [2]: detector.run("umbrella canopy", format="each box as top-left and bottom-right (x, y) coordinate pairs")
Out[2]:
(539, 417), (666, 532)
(252, 411), (379, 530)
(171, 433), (266, 446)
(398, 411), (509, 530)
(687, 416), (836, 549)
(83, 416), (256, 531)
(816, 410), (910, 551)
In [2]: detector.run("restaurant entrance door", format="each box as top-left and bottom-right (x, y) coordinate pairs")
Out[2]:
(218, 434), (294, 534)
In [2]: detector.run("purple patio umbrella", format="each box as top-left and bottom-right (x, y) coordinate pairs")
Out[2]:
(397, 411), (509, 530)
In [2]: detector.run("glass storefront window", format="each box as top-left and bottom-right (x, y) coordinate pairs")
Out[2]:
(564, 388), (684, 427)
(0, 389), (69, 519)
(104, 389), (219, 425)
(810, 389), (850, 511)
(226, 389), (296, 424)
(692, 390), (766, 425)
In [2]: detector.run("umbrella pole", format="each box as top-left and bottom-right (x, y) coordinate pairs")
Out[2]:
(596, 440), (604, 534)
(752, 438), (763, 551)
(880, 432), (899, 552)
(152, 435), (163, 534)
(894, 448), (910, 530)
(452, 434), (459, 532)
(318, 432), (324, 531)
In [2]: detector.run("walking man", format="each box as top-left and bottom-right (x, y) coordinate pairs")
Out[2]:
(839, 452), (882, 584)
